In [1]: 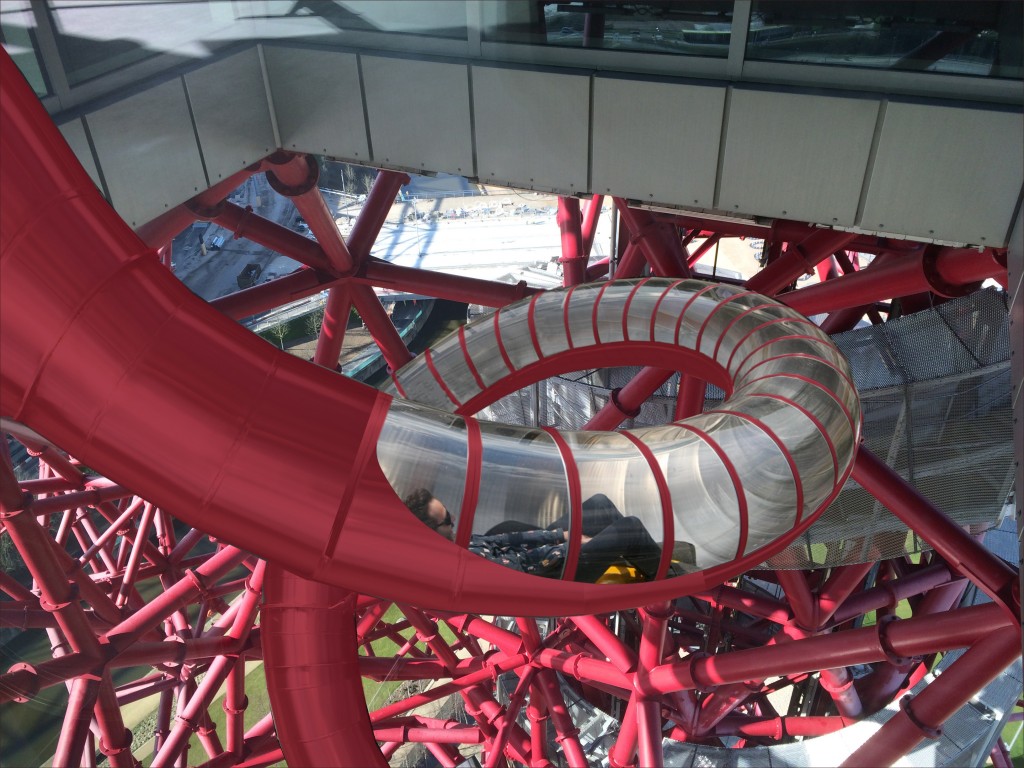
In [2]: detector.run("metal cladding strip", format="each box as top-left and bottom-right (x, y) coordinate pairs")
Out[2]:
(1, 50), (857, 617)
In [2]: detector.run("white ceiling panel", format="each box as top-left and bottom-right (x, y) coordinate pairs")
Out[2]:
(719, 89), (879, 226)
(592, 76), (724, 208)
(472, 66), (589, 193)
(185, 48), (276, 183)
(86, 78), (207, 229)
(263, 46), (369, 163)
(861, 103), (1023, 246)
(59, 118), (103, 194)
(363, 56), (473, 176)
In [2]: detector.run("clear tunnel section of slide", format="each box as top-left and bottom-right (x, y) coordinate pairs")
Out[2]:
(0, 34), (1020, 768)
(380, 280), (860, 577)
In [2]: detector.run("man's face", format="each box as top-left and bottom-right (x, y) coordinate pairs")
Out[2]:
(428, 498), (455, 541)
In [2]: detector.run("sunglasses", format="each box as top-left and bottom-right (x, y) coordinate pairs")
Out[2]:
(432, 510), (454, 530)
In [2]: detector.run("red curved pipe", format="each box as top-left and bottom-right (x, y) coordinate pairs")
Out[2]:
(0, 52), (843, 616)
(262, 565), (386, 767)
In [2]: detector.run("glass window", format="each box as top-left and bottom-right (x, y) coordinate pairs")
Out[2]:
(482, 1), (733, 59)
(48, 0), (237, 86)
(747, 1), (1023, 79)
(0, 1), (52, 96)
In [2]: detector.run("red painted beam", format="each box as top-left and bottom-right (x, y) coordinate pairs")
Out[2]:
(745, 229), (857, 297)
(557, 197), (587, 286)
(782, 247), (1006, 317)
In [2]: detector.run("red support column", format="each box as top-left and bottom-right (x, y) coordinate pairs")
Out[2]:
(581, 194), (604, 258)
(675, 375), (706, 420)
(557, 197), (588, 287)
(614, 200), (690, 278)
(312, 283), (352, 370)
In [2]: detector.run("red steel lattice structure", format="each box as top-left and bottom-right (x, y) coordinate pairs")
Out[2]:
(0, 48), (1020, 768)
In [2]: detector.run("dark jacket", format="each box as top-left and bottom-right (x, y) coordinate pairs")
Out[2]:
(468, 528), (567, 575)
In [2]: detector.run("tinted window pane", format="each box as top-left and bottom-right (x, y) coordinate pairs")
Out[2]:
(483, 1), (733, 58)
(0, 1), (51, 96)
(747, 1), (1023, 79)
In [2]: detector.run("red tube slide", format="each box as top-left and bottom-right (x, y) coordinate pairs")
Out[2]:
(1, 52), (853, 616)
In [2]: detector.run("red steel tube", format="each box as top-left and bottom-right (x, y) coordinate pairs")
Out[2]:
(717, 714), (854, 738)
(584, 367), (673, 431)
(265, 153), (355, 273)
(29, 484), (131, 517)
(347, 170), (409, 260)
(136, 163), (265, 248)
(615, 201), (690, 277)
(746, 229), (857, 296)
(851, 446), (1019, 617)
(581, 194), (604, 258)
(359, 259), (539, 307)
(686, 234), (720, 268)
(351, 282), (413, 371)
(52, 676), (101, 768)
(312, 283), (352, 369)
(692, 584), (792, 625)
(816, 560), (875, 627)
(675, 374), (706, 419)
(646, 602), (1012, 695)
(93, 676), (135, 768)
(783, 247), (1006, 317)
(0, 503), (102, 659)
(776, 569), (818, 630)
(203, 200), (334, 273)
(557, 197), (588, 286)
(841, 626), (1021, 767)
(831, 562), (953, 625)
(210, 268), (326, 319)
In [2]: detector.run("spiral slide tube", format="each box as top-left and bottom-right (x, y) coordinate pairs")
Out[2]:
(381, 279), (860, 573)
(0, 53), (858, 618)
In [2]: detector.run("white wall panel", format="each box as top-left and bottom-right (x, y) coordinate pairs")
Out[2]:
(861, 103), (1023, 246)
(363, 56), (473, 176)
(185, 48), (275, 183)
(719, 89), (879, 226)
(263, 46), (369, 162)
(592, 76), (724, 208)
(59, 118), (103, 193)
(86, 78), (207, 228)
(472, 66), (588, 193)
